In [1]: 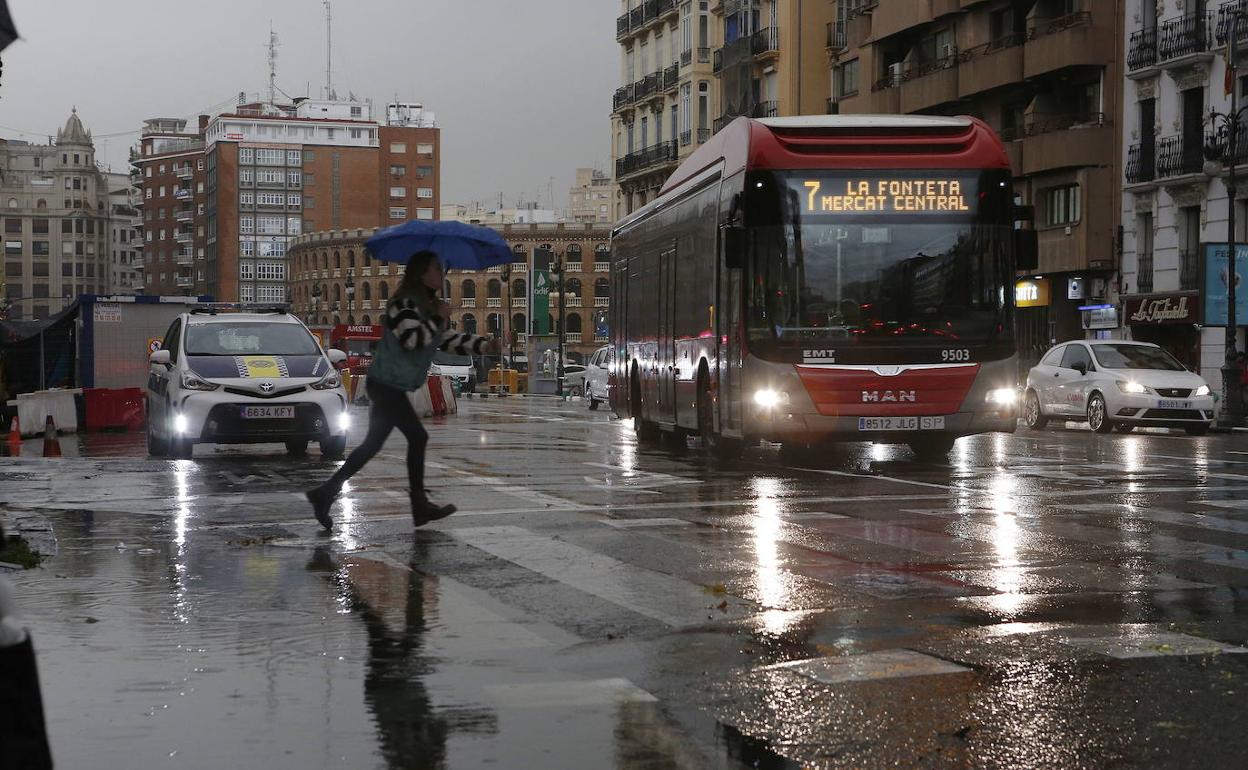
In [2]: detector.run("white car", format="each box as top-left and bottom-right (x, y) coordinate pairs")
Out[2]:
(146, 309), (351, 459)
(430, 351), (476, 392)
(562, 364), (588, 396)
(584, 346), (609, 411)
(1023, 340), (1215, 435)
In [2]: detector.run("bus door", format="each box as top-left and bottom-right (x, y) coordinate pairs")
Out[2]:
(657, 244), (678, 425)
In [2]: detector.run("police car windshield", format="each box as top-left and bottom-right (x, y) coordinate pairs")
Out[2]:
(186, 323), (321, 356)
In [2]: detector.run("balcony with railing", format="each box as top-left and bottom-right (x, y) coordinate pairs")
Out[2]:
(753, 101), (779, 118)
(175, 209), (194, 222)
(681, 48), (693, 66)
(1127, 27), (1159, 74)
(175, 250), (194, 266)
(900, 53), (959, 113)
(959, 34), (1024, 97)
(513, 297), (527, 308)
(680, 129), (693, 146)
(175, 276), (193, 288)
(173, 188), (192, 201)
(174, 166), (193, 180)
(752, 27), (780, 59)
(174, 231), (193, 244)
(1024, 11), (1112, 80)
(663, 63), (680, 92)
(594, 297), (610, 307)
(615, 141), (679, 178)
(487, 297), (502, 307)
(1216, 0), (1248, 45)
(1156, 134), (1205, 180)
(827, 21), (847, 52)
(712, 36), (751, 74)
(511, 261), (528, 272)
(1157, 12), (1213, 64)
(594, 261), (610, 272)
(566, 296), (583, 308)
(566, 333), (583, 343)
(636, 72), (661, 101)
(1019, 113), (1112, 176)
(461, 297), (477, 307)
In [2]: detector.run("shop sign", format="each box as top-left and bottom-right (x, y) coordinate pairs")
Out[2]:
(1202, 243), (1248, 326)
(1081, 305), (1118, 330)
(1014, 278), (1050, 308)
(1124, 293), (1199, 325)
(1068, 277), (1085, 300)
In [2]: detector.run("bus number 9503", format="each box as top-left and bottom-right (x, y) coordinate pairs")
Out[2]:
(941, 349), (972, 362)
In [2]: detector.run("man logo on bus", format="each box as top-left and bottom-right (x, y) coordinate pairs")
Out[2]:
(862, 390), (917, 403)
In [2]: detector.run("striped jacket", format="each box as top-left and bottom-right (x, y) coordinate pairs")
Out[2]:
(367, 294), (489, 391)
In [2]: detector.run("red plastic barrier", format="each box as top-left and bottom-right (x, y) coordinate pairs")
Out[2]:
(427, 375), (447, 416)
(84, 387), (146, 431)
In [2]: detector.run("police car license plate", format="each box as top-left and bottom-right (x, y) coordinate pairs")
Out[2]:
(1157, 400), (1192, 409)
(858, 416), (945, 431)
(241, 406), (294, 419)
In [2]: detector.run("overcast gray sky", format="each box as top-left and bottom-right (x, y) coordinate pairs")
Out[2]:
(0, 0), (617, 210)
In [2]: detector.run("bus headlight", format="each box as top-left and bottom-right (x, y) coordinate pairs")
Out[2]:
(986, 388), (1017, 406)
(753, 389), (783, 408)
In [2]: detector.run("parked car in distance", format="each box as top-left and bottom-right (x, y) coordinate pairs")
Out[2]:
(1023, 340), (1214, 435)
(584, 346), (609, 410)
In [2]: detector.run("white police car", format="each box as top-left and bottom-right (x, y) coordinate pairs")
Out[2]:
(146, 307), (351, 459)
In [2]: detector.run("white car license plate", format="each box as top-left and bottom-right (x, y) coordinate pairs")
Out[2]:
(858, 416), (945, 431)
(1157, 400), (1192, 409)
(240, 406), (294, 419)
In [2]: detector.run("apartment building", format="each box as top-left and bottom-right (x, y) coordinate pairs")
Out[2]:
(830, 0), (1124, 367)
(288, 223), (612, 364)
(1122, 0), (1245, 399)
(1, 110), (114, 319)
(611, 0), (716, 218)
(134, 99), (439, 304)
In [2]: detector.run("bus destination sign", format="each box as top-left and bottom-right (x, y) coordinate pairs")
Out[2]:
(800, 178), (971, 214)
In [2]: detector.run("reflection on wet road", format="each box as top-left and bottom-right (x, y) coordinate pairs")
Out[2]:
(4, 399), (1248, 768)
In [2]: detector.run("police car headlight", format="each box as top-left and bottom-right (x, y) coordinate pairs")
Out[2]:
(1116, 381), (1149, 394)
(1194, 384), (1211, 397)
(312, 371), (342, 390)
(753, 389), (783, 408)
(986, 388), (1017, 405)
(181, 371), (219, 391)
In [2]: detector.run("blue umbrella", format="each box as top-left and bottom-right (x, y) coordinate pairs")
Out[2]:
(365, 220), (512, 270)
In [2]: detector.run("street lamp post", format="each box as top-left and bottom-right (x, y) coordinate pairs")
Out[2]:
(345, 270), (356, 322)
(501, 264), (512, 380)
(1205, 9), (1246, 428)
(311, 284), (322, 324)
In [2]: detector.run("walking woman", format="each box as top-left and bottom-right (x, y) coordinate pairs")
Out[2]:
(307, 250), (497, 530)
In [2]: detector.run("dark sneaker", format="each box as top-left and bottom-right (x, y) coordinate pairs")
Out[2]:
(412, 501), (456, 527)
(306, 486), (336, 530)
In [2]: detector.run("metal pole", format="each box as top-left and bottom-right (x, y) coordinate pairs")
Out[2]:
(39, 327), (45, 391)
(557, 259), (565, 397)
(1225, 14), (1244, 427)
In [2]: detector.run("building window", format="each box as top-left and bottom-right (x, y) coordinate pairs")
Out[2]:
(1136, 213), (1153, 294)
(416, 143), (434, 155)
(197, 159), (204, 171)
(1043, 184), (1080, 226)
(390, 186), (407, 198)
(416, 188), (434, 199)
(240, 192), (254, 205)
(416, 208), (434, 220)
(257, 169), (283, 184)
(286, 149), (301, 165)
(390, 142), (407, 153)
(288, 170), (302, 187)
(1180, 205), (1200, 290)
(240, 216), (254, 234)
(836, 59), (860, 98)
(257, 216), (284, 234)
(257, 192), (284, 206)
(239, 148), (254, 164)
(390, 165), (406, 176)
(240, 169), (254, 184)
(240, 240), (255, 257)
(390, 207), (407, 219)
(288, 194), (301, 207)
(255, 148), (283, 165)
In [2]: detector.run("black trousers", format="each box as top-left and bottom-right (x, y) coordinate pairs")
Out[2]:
(327, 379), (429, 503)
(0, 635), (54, 770)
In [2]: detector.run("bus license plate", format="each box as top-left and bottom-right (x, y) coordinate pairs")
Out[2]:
(858, 416), (945, 431)
(1157, 399), (1191, 409)
(240, 406), (294, 420)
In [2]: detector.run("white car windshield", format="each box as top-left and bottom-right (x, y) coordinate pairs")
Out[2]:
(1091, 344), (1185, 371)
(433, 352), (472, 366)
(186, 323), (321, 356)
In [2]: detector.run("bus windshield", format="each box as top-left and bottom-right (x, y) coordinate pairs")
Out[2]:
(746, 170), (1014, 362)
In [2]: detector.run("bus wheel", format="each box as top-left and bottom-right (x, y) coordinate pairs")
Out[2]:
(698, 375), (742, 461)
(908, 435), (955, 461)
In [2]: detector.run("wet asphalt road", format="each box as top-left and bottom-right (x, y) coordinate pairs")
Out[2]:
(4, 398), (1248, 769)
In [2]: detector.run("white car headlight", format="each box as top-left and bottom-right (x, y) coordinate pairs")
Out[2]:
(337, 412), (351, 431)
(181, 371), (219, 391)
(173, 414), (189, 434)
(1116, 381), (1149, 394)
(753, 389), (784, 408)
(312, 371), (343, 390)
(985, 388), (1017, 406)
(1194, 384), (1211, 397)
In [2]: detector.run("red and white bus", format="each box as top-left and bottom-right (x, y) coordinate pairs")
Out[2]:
(608, 115), (1037, 458)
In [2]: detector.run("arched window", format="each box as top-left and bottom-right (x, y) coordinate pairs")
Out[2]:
(566, 244), (582, 261)
(333, 314), (341, 325)
(444, 279), (451, 297)
(347, 250), (356, 268)
(362, 314), (371, 324)
(513, 313), (526, 336)
(461, 279), (476, 298)
(462, 313), (477, 334)
(321, 252), (329, 270)
(486, 313), (501, 334)
(347, 314), (355, 325)
(594, 244), (609, 259)
(513, 278), (526, 297)
(594, 277), (609, 297)
(333, 251), (341, 269)
(333, 284), (341, 302)
(362, 282), (371, 301)
(35, 199), (47, 209)
(487, 279), (501, 298)
(567, 313), (582, 333)
(512, 244), (527, 262)
(321, 315), (330, 326)
(363, 252), (372, 267)
(565, 277), (582, 296)
(380, 282), (390, 300)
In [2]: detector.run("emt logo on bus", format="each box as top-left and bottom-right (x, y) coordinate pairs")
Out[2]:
(802, 179), (971, 213)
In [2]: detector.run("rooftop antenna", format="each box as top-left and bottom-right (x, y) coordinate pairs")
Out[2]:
(323, 1), (333, 100)
(267, 23), (279, 107)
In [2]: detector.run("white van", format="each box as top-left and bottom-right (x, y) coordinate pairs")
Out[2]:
(430, 351), (476, 392)
(584, 346), (609, 410)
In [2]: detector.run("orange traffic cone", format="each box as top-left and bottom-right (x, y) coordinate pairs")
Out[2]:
(5, 415), (20, 456)
(42, 415), (61, 458)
